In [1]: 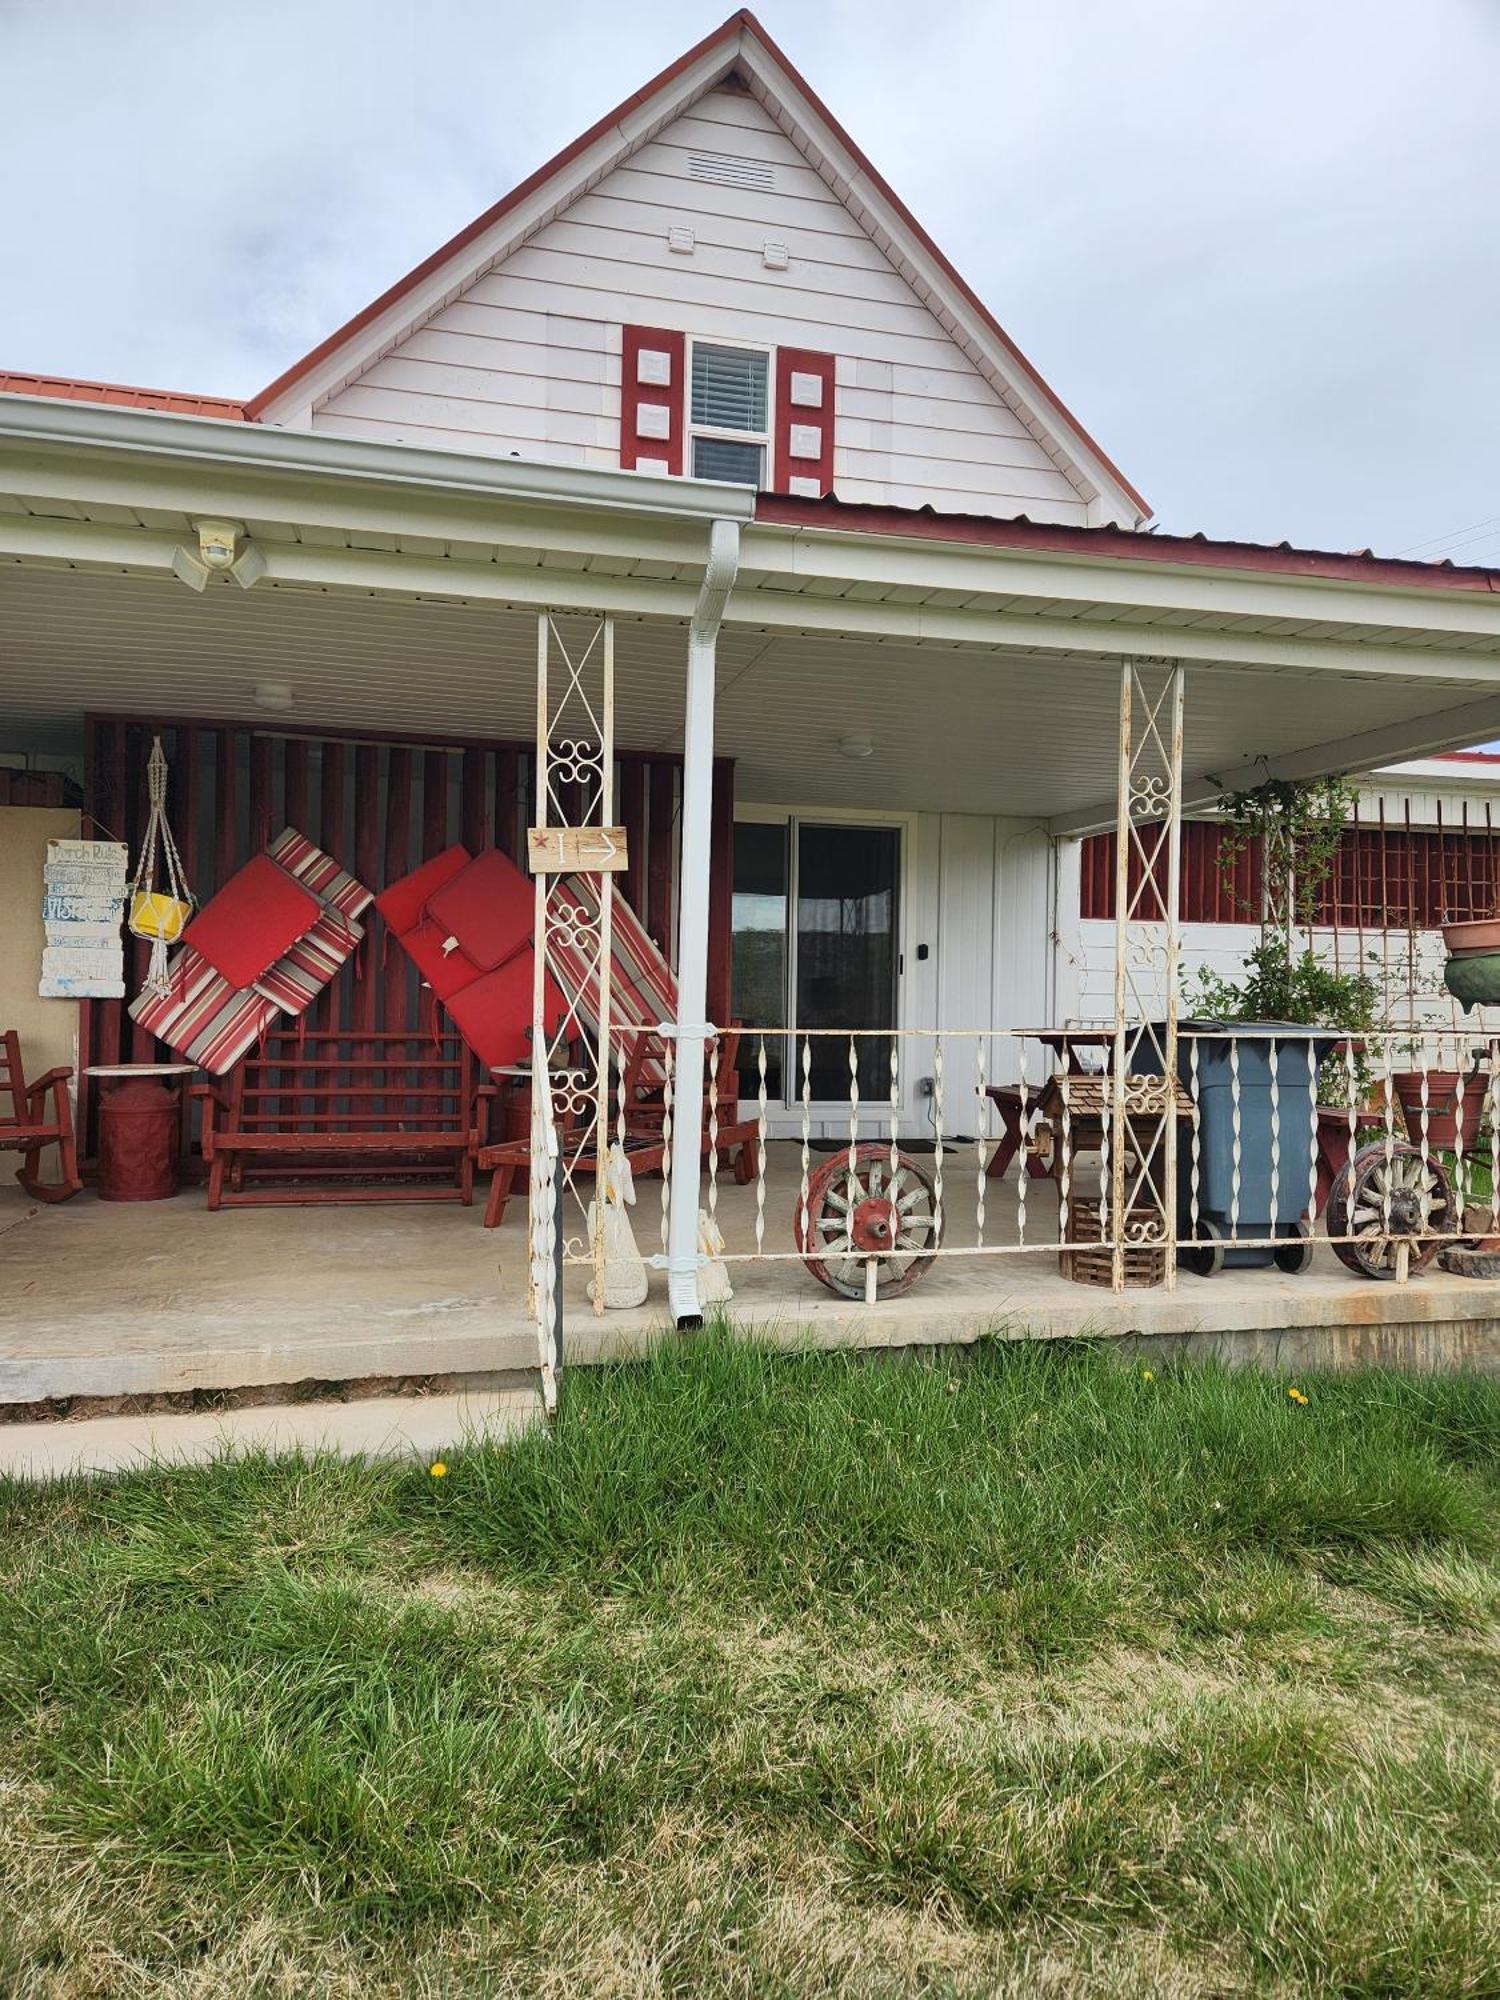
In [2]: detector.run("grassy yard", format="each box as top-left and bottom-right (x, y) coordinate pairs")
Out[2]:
(4, 1339), (1500, 1997)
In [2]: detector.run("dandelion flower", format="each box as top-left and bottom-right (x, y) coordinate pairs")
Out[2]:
(429, 1460), (448, 1478)
(1141, 1369), (1155, 1382)
(1287, 1387), (1308, 1407)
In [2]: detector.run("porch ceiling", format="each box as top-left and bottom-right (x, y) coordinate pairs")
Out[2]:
(6, 561), (1500, 824)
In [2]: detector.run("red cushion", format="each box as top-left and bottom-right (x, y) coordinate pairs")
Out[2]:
(398, 917), (485, 1003)
(374, 845), (469, 937)
(446, 952), (564, 1070)
(424, 848), (533, 974)
(184, 854), (320, 989)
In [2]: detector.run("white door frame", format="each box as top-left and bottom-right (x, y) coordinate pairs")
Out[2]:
(733, 801), (917, 1138)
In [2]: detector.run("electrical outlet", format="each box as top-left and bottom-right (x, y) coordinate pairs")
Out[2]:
(916, 1075), (935, 1099)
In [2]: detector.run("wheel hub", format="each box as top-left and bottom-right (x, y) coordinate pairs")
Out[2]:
(849, 1195), (899, 1254)
(1387, 1190), (1423, 1235)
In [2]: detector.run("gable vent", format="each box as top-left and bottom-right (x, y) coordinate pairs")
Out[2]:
(687, 150), (774, 191)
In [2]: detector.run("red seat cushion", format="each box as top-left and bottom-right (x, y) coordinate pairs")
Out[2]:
(184, 854), (320, 989)
(374, 845), (469, 937)
(423, 848), (533, 974)
(446, 953), (565, 1070)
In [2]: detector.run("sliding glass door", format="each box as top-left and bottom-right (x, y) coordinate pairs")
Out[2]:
(731, 817), (901, 1105)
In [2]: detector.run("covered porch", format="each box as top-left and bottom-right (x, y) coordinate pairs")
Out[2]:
(8, 393), (1500, 1408)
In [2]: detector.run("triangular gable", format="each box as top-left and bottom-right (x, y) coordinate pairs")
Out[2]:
(248, 11), (1148, 526)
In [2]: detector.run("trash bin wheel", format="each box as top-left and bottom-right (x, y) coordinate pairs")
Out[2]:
(1325, 1142), (1454, 1281)
(1273, 1218), (1316, 1275)
(1179, 1215), (1225, 1278)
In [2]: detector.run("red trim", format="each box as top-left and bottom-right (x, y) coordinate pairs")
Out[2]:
(239, 9), (1148, 518)
(773, 347), (835, 495)
(1434, 750), (1500, 764)
(620, 325), (685, 475)
(0, 370), (245, 420)
(753, 491), (1500, 595)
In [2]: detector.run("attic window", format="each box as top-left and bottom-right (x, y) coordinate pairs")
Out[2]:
(688, 150), (775, 191)
(690, 341), (769, 485)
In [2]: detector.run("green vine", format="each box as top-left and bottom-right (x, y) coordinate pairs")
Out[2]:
(1187, 774), (1378, 1034)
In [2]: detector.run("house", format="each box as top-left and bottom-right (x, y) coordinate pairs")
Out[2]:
(6, 9), (1500, 1423)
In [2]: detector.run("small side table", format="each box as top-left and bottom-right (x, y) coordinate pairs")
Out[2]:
(85, 1063), (197, 1202)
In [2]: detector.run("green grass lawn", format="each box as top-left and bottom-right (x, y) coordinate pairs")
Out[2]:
(4, 1339), (1500, 1997)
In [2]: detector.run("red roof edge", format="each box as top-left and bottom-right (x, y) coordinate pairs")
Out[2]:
(0, 370), (245, 420)
(244, 12), (756, 419)
(241, 10), (1149, 520)
(754, 491), (1500, 594)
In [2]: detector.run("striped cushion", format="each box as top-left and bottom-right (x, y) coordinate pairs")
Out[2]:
(551, 881), (676, 1090)
(129, 830), (371, 1071)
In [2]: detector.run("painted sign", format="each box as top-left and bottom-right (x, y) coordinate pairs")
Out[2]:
(39, 839), (128, 998)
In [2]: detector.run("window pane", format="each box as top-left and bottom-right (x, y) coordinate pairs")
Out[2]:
(731, 821), (788, 1100)
(692, 435), (764, 486)
(691, 344), (768, 431)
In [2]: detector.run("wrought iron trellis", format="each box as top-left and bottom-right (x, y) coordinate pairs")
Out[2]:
(1109, 657), (1186, 1291)
(528, 612), (618, 1407)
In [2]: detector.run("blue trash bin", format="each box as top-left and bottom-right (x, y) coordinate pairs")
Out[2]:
(1135, 1021), (1341, 1272)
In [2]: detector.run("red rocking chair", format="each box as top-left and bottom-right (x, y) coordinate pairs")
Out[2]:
(1, 1028), (82, 1203)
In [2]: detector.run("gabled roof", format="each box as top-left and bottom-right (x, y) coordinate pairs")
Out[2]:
(244, 10), (1150, 523)
(0, 370), (245, 421)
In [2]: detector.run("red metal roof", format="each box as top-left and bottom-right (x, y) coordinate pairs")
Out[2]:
(754, 491), (1500, 595)
(238, 10), (1149, 519)
(0, 371), (245, 420)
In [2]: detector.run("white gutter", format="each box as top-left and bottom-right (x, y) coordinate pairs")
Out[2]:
(0, 394), (758, 526)
(666, 516), (742, 1326)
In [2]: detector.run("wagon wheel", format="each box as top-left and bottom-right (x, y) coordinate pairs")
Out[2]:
(795, 1142), (941, 1299)
(1325, 1141), (1454, 1280)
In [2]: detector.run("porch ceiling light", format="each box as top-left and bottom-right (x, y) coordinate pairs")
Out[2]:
(837, 733), (875, 759)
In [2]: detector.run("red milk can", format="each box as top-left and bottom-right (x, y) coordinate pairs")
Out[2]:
(92, 1066), (190, 1201)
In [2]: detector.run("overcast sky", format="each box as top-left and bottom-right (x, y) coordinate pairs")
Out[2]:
(4, 0), (1498, 561)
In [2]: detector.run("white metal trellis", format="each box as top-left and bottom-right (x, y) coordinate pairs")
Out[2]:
(527, 611), (618, 1406)
(1109, 657), (1186, 1291)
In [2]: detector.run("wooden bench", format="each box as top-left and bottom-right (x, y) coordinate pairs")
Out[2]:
(196, 1028), (491, 1208)
(1, 1028), (81, 1203)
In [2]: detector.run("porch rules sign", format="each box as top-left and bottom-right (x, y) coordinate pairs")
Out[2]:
(38, 838), (129, 998)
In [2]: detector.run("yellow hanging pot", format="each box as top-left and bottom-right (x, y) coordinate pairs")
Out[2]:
(129, 889), (193, 943)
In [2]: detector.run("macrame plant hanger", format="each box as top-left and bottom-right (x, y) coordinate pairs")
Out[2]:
(128, 735), (194, 997)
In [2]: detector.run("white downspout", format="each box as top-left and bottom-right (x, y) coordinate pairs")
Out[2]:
(667, 516), (741, 1326)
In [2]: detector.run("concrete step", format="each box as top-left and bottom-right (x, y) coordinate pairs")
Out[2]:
(0, 1378), (544, 1481)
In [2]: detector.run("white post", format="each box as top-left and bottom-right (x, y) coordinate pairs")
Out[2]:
(667, 518), (741, 1325)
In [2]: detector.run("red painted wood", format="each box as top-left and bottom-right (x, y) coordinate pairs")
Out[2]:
(76, 716), (101, 1153)
(91, 722), (126, 1077)
(647, 760), (676, 960)
(175, 724), (201, 1150)
(620, 325), (686, 474)
(283, 737), (309, 833)
(249, 734), (274, 854)
(620, 755), (647, 917)
(318, 741), (348, 1056)
(773, 347), (836, 495)
(494, 747), (520, 859)
(383, 749), (413, 1036)
(708, 756), (735, 1026)
(353, 745), (380, 1044)
(422, 748), (448, 858)
(461, 746), (489, 854)
(215, 730), (238, 891)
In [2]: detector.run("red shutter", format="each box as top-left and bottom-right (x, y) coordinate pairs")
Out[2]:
(620, 325), (685, 475)
(773, 347), (835, 495)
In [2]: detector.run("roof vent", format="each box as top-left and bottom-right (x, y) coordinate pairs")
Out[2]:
(688, 150), (774, 191)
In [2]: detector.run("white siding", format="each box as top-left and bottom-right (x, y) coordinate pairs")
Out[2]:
(313, 88), (1088, 521)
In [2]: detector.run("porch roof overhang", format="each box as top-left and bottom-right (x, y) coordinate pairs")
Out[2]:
(6, 395), (1500, 833)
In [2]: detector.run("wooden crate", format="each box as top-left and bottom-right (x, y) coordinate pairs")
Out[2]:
(1059, 1196), (1168, 1288)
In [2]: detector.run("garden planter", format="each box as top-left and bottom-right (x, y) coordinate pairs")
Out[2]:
(1391, 1069), (1489, 1152)
(1442, 917), (1500, 955)
(1443, 948), (1500, 1012)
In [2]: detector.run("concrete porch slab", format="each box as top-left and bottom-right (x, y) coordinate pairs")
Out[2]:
(6, 1145), (1500, 1407)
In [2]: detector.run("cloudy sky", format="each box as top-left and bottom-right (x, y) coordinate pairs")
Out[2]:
(4, 0), (1497, 560)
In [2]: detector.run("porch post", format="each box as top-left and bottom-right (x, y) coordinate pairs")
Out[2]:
(1109, 657), (1186, 1291)
(667, 518), (742, 1325)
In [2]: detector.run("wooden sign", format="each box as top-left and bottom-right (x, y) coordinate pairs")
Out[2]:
(40, 838), (128, 998)
(527, 826), (629, 874)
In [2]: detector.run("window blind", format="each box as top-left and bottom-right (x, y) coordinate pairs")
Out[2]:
(691, 345), (768, 432)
